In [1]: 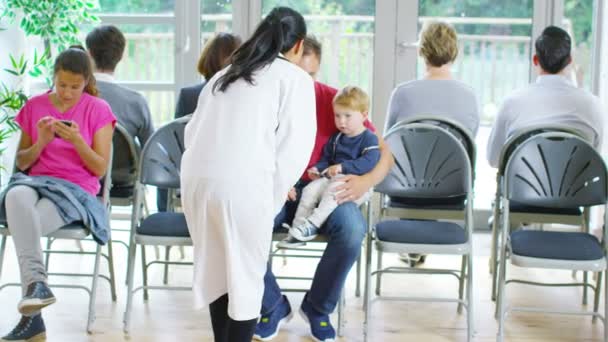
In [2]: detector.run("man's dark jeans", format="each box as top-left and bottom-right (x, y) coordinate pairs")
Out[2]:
(261, 182), (366, 315)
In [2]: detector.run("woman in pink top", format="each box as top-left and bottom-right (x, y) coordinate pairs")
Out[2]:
(1, 46), (115, 341)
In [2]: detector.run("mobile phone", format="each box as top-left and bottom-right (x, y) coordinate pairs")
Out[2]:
(60, 120), (72, 127)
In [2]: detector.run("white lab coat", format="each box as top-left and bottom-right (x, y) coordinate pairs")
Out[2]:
(180, 56), (316, 320)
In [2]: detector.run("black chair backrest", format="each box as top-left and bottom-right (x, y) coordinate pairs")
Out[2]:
(138, 116), (189, 189)
(498, 125), (586, 175)
(376, 122), (472, 200)
(505, 132), (607, 209)
(386, 115), (476, 168)
(111, 123), (139, 189)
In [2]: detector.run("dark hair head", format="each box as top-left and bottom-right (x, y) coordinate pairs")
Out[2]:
(535, 26), (571, 74)
(303, 35), (322, 61)
(85, 25), (126, 72)
(198, 32), (242, 80)
(54, 45), (98, 96)
(213, 7), (306, 93)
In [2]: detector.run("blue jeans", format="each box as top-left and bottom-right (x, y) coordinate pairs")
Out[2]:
(261, 183), (366, 315)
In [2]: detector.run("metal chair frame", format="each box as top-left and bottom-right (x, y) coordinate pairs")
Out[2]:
(495, 131), (608, 342)
(123, 117), (192, 334)
(363, 121), (474, 342)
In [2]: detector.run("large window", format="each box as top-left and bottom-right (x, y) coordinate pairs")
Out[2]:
(88, 0), (234, 127)
(417, 1), (534, 125)
(564, 0), (595, 91)
(409, 1), (534, 210)
(262, 1), (375, 98)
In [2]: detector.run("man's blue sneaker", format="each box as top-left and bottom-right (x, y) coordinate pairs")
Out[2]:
(18, 282), (56, 316)
(1, 314), (46, 341)
(300, 299), (335, 342)
(253, 295), (293, 341)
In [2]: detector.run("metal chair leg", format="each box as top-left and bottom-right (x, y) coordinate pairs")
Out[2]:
(107, 240), (117, 302)
(375, 251), (383, 296)
(583, 271), (589, 305)
(467, 252), (474, 342)
(496, 237), (508, 341)
(363, 226), (373, 342)
(0, 235), (6, 280)
(593, 271), (602, 324)
(337, 290), (344, 337)
(86, 244), (102, 334)
(457, 255), (466, 314)
(163, 246), (171, 285)
(123, 239), (138, 334)
(490, 211), (500, 301)
(604, 271), (608, 342)
(44, 237), (53, 271)
(141, 245), (149, 301)
(355, 250), (362, 297)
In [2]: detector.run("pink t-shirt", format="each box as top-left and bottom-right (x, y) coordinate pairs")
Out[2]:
(16, 92), (116, 195)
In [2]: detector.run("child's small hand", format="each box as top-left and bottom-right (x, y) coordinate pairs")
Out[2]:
(307, 167), (321, 180)
(287, 187), (297, 201)
(326, 164), (342, 177)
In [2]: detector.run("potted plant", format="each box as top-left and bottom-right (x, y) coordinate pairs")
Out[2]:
(0, 0), (100, 182)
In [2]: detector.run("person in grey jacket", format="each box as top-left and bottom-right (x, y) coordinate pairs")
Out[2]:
(86, 25), (154, 147)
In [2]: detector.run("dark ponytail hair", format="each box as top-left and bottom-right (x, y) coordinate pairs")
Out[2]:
(54, 45), (98, 96)
(213, 7), (306, 93)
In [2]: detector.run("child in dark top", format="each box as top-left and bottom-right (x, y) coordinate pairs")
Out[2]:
(284, 86), (380, 242)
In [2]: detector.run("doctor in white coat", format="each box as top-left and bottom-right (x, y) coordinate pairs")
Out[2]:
(180, 7), (316, 341)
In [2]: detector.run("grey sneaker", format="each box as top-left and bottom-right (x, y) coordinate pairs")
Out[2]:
(276, 235), (307, 249)
(1, 314), (46, 341)
(18, 282), (56, 316)
(289, 220), (319, 242)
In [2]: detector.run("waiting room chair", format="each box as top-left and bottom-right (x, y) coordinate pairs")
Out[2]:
(364, 121), (474, 342)
(495, 131), (608, 342)
(0, 148), (115, 333)
(489, 125), (589, 301)
(123, 116), (191, 334)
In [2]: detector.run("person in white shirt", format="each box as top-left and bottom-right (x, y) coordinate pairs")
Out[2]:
(180, 7), (316, 342)
(487, 25), (604, 167)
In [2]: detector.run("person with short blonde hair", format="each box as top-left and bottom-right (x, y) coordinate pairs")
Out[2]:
(385, 21), (479, 267)
(386, 21), (479, 136)
(280, 85), (380, 244)
(419, 21), (459, 67)
(333, 85), (370, 113)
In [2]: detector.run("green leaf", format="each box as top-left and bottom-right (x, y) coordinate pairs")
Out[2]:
(3, 69), (19, 76)
(19, 61), (27, 75)
(9, 54), (17, 69)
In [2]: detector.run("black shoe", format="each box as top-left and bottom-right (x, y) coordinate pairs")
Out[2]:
(18, 282), (56, 316)
(1, 314), (46, 341)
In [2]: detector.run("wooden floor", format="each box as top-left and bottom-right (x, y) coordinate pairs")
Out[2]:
(0, 230), (605, 342)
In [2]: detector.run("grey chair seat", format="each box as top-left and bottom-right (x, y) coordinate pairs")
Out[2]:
(376, 219), (467, 245)
(0, 222), (90, 239)
(136, 212), (189, 237)
(510, 230), (604, 261)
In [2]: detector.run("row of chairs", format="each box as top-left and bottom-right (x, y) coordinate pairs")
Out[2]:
(0, 114), (605, 341)
(363, 117), (608, 341)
